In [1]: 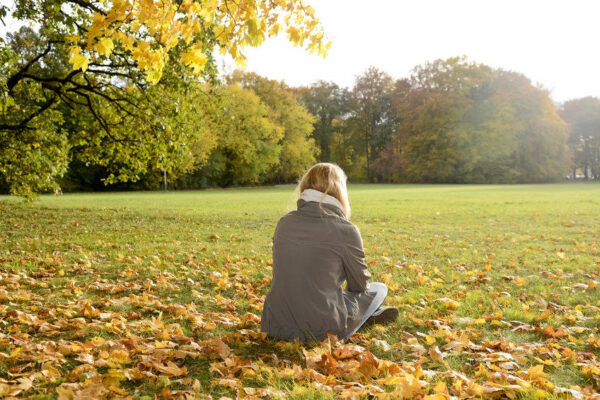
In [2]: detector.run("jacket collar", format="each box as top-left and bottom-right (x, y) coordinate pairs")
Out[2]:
(299, 188), (345, 211)
(296, 198), (346, 218)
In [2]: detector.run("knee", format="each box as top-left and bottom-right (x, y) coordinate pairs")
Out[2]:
(369, 281), (388, 295)
(369, 281), (387, 289)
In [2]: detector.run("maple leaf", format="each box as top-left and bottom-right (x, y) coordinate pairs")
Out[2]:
(68, 47), (88, 72)
(95, 37), (114, 57)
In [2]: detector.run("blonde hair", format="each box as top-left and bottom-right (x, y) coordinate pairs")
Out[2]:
(298, 163), (351, 218)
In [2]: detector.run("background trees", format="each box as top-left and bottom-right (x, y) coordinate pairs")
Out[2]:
(229, 71), (317, 183)
(0, 0), (328, 197)
(296, 81), (350, 164)
(197, 84), (283, 187)
(388, 58), (569, 183)
(296, 58), (573, 184)
(560, 97), (600, 180)
(2, 3), (596, 197)
(350, 67), (395, 182)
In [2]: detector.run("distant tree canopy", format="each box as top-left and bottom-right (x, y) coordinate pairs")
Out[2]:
(296, 58), (574, 184)
(390, 58), (569, 183)
(0, 0), (328, 197)
(560, 97), (600, 180)
(229, 71), (318, 183)
(0, 0), (595, 197)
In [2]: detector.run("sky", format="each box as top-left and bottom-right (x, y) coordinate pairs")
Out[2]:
(219, 0), (600, 103)
(2, 0), (599, 103)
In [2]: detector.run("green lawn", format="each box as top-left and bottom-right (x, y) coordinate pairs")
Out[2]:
(1, 184), (599, 399)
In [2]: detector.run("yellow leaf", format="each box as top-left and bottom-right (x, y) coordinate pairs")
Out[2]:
(108, 349), (131, 365)
(434, 381), (447, 394)
(91, 336), (105, 345)
(424, 395), (446, 400)
(181, 47), (207, 74)
(379, 375), (404, 385)
(146, 70), (163, 84)
(435, 297), (459, 310)
(416, 274), (429, 285)
(95, 37), (114, 56)
(515, 276), (528, 286)
(528, 364), (548, 379)
(57, 385), (74, 400)
(466, 381), (485, 396)
(532, 389), (551, 399)
(69, 51), (89, 72)
(425, 335), (436, 346)
(533, 309), (552, 322)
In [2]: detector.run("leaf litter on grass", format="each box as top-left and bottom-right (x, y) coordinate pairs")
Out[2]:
(2, 259), (600, 399)
(1, 186), (600, 399)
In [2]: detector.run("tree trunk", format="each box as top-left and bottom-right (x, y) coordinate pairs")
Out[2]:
(584, 139), (590, 180)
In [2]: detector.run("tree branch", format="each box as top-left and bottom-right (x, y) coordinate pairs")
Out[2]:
(0, 96), (57, 131)
(21, 69), (82, 86)
(85, 68), (133, 78)
(66, 0), (107, 16)
(7, 42), (54, 92)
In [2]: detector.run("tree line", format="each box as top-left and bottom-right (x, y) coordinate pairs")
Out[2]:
(60, 58), (600, 191)
(298, 59), (600, 184)
(2, 24), (600, 195)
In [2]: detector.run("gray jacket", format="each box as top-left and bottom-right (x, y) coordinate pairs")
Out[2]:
(260, 199), (377, 342)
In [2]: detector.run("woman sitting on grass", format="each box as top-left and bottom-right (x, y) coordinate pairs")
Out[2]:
(261, 162), (398, 342)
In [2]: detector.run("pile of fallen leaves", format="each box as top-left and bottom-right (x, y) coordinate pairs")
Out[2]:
(1, 260), (600, 399)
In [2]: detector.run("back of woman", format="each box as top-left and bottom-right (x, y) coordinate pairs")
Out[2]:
(260, 163), (398, 342)
(263, 199), (360, 341)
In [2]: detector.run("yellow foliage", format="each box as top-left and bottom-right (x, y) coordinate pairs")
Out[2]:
(181, 45), (207, 74)
(95, 37), (114, 56)
(68, 0), (330, 83)
(68, 46), (88, 72)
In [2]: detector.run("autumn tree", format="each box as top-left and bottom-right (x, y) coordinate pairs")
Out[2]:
(384, 57), (568, 183)
(560, 97), (600, 180)
(229, 71), (318, 183)
(499, 71), (570, 183)
(0, 0), (329, 197)
(296, 81), (350, 162)
(371, 78), (410, 181)
(350, 67), (395, 182)
(198, 84), (283, 186)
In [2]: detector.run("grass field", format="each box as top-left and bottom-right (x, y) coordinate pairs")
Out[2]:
(1, 184), (600, 399)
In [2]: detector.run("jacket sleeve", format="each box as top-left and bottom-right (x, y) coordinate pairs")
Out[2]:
(341, 224), (371, 292)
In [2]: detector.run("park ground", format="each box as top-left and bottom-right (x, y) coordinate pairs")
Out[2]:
(1, 184), (600, 399)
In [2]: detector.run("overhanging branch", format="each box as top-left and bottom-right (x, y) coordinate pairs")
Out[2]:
(0, 96), (57, 132)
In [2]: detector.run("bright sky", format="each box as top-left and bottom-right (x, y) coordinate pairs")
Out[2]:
(220, 0), (600, 103)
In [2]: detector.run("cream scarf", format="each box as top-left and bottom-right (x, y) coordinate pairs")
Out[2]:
(299, 188), (344, 212)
